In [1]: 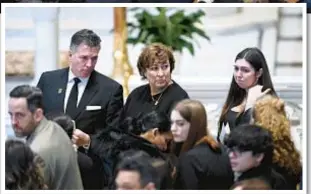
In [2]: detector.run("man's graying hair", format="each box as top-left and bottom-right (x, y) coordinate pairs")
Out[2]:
(70, 29), (101, 53)
(9, 85), (43, 113)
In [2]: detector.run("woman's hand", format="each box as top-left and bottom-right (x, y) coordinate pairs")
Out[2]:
(245, 85), (271, 110)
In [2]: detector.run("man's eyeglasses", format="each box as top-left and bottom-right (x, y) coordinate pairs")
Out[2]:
(227, 147), (249, 157)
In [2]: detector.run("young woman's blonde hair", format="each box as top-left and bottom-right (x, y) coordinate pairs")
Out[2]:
(253, 95), (301, 176)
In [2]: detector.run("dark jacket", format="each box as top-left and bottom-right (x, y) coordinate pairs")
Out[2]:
(174, 143), (234, 190)
(273, 164), (301, 190)
(92, 127), (174, 189)
(37, 68), (124, 139)
(37, 68), (124, 189)
(237, 165), (288, 190)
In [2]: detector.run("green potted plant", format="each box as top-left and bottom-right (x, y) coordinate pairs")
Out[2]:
(126, 8), (210, 72)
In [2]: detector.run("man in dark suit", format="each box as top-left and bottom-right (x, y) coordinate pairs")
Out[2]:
(37, 29), (124, 189)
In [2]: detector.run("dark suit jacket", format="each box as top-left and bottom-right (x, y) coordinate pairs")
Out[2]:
(37, 67), (124, 189)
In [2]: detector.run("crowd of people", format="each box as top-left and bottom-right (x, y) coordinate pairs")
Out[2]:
(5, 29), (302, 190)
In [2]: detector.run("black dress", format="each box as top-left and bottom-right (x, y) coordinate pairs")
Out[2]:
(226, 109), (252, 131)
(121, 80), (189, 120)
(217, 108), (252, 141)
(174, 143), (234, 190)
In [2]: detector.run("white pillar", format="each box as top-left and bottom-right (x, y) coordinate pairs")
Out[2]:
(31, 7), (59, 85)
(261, 27), (277, 76)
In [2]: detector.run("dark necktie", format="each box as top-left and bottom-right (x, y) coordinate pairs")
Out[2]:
(66, 77), (81, 117)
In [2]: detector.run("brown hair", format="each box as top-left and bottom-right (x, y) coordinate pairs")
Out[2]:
(231, 178), (271, 190)
(137, 43), (175, 79)
(253, 95), (302, 176)
(172, 99), (219, 155)
(5, 140), (47, 190)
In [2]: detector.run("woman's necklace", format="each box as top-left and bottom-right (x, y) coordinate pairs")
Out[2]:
(151, 85), (170, 106)
(151, 81), (173, 106)
(151, 91), (164, 106)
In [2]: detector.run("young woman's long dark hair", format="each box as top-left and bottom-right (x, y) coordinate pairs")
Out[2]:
(6, 139), (46, 190)
(218, 47), (277, 140)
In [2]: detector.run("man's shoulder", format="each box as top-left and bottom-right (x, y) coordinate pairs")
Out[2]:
(41, 68), (67, 78)
(31, 121), (71, 148)
(31, 127), (75, 163)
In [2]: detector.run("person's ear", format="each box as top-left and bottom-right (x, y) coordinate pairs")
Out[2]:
(68, 50), (73, 58)
(140, 129), (156, 140)
(143, 70), (148, 78)
(255, 153), (264, 165)
(68, 51), (73, 63)
(144, 182), (156, 190)
(152, 128), (159, 136)
(33, 108), (44, 123)
(256, 68), (263, 79)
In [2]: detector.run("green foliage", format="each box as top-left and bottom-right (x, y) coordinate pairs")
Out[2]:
(127, 8), (210, 56)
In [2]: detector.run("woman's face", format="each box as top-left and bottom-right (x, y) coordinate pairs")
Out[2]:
(145, 60), (171, 91)
(233, 59), (258, 89)
(170, 110), (190, 142)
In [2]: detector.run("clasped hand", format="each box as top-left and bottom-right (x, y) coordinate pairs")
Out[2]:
(72, 129), (91, 147)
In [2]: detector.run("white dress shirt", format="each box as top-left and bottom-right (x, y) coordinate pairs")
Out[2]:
(63, 69), (90, 112)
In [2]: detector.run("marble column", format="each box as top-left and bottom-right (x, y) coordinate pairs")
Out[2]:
(31, 7), (59, 85)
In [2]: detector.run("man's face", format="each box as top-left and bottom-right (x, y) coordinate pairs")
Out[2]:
(69, 43), (100, 78)
(228, 148), (263, 173)
(115, 170), (142, 190)
(8, 98), (36, 137)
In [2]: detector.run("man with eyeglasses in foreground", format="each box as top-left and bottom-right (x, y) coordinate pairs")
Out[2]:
(224, 124), (288, 190)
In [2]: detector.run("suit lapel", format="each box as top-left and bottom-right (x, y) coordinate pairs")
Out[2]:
(71, 71), (98, 120)
(55, 68), (69, 112)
